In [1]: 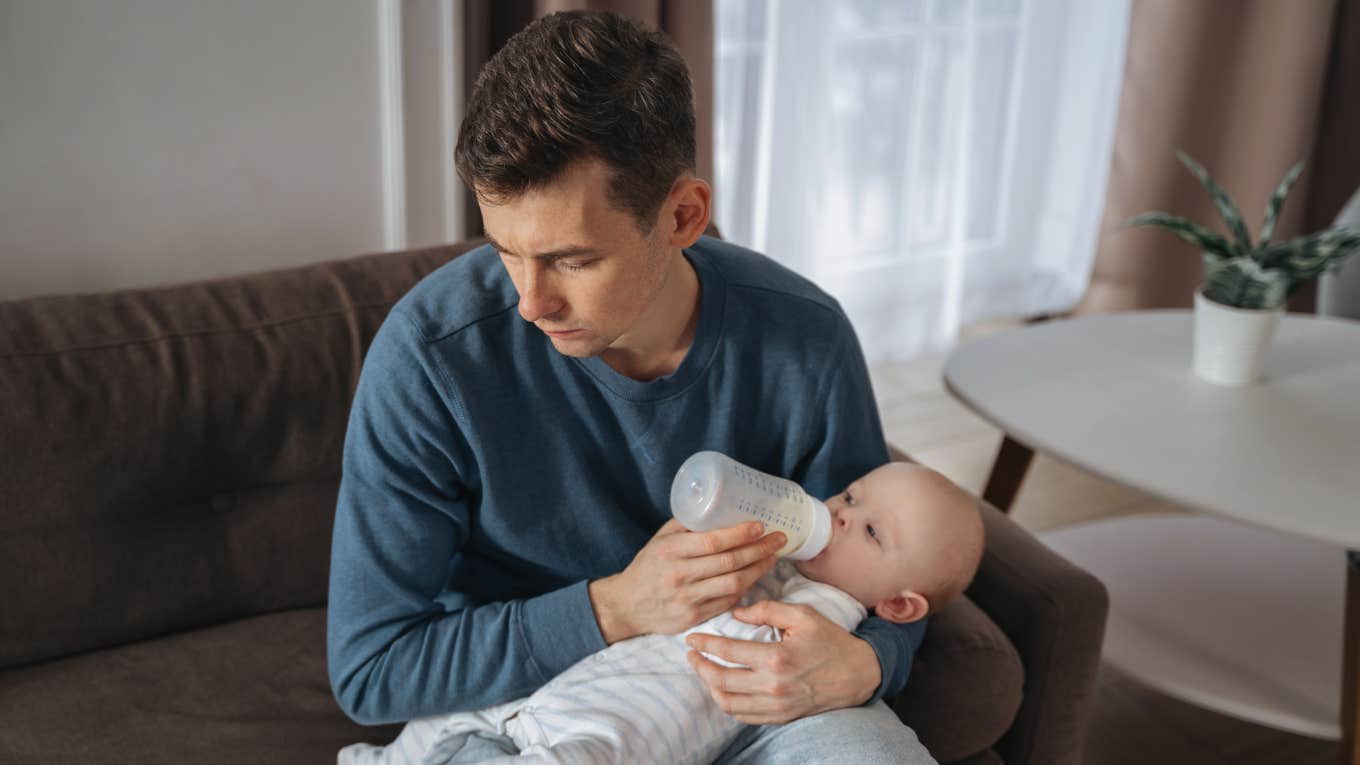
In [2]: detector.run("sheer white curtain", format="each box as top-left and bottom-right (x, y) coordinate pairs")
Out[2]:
(715, 0), (1131, 362)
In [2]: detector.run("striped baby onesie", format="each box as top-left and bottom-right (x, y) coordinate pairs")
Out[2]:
(338, 561), (868, 765)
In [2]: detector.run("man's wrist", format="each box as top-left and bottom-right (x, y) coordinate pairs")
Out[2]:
(588, 575), (634, 645)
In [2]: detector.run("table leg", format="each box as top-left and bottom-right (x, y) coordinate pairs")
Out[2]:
(982, 435), (1034, 513)
(1343, 550), (1359, 765)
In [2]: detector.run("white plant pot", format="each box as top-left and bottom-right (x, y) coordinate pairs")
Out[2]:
(1192, 290), (1284, 386)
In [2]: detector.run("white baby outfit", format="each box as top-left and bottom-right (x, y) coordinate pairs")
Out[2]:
(338, 561), (867, 765)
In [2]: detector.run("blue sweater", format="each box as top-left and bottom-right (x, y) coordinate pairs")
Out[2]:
(327, 236), (926, 725)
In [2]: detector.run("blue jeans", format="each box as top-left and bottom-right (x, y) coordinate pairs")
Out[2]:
(714, 701), (936, 765)
(432, 700), (936, 764)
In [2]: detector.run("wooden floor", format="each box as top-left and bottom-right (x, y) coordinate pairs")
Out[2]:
(870, 322), (1340, 765)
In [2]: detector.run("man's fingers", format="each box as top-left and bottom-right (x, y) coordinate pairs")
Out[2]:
(688, 649), (752, 691)
(731, 598), (811, 630)
(708, 688), (788, 721)
(686, 554), (774, 602)
(686, 635), (781, 674)
(687, 650), (797, 716)
(684, 533), (783, 583)
(671, 521), (768, 559)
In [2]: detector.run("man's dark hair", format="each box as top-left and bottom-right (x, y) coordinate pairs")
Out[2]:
(455, 11), (697, 230)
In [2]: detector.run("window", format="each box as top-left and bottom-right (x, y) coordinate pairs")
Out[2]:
(716, 0), (1131, 361)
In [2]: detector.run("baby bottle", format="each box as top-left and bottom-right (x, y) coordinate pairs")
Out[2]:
(669, 451), (832, 561)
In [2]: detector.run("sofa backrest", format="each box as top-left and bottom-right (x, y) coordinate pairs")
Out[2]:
(0, 242), (477, 669)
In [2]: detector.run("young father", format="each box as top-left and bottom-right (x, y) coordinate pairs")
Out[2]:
(327, 10), (933, 763)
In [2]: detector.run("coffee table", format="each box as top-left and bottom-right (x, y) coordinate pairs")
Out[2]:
(942, 310), (1360, 764)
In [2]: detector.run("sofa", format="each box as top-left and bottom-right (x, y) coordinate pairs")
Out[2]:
(0, 237), (1108, 764)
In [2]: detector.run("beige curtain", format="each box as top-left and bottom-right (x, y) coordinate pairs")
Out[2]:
(462, 0), (714, 236)
(1076, 0), (1360, 315)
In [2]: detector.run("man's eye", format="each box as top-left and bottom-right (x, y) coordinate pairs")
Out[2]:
(559, 260), (594, 272)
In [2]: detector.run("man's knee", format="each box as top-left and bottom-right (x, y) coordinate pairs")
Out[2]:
(790, 702), (934, 763)
(719, 701), (937, 765)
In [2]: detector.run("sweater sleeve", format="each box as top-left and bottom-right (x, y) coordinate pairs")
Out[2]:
(794, 310), (926, 703)
(326, 312), (607, 725)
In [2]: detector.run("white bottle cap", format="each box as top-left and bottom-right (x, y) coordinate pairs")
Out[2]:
(784, 498), (832, 560)
(669, 451), (723, 531)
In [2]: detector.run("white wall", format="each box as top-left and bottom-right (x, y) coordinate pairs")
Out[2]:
(0, 0), (463, 301)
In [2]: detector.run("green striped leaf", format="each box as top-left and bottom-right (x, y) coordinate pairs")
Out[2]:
(1177, 150), (1253, 254)
(1126, 212), (1237, 259)
(1259, 226), (1360, 282)
(1258, 160), (1305, 248)
(1203, 258), (1288, 309)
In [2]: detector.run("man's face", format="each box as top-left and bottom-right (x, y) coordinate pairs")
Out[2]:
(479, 159), (670, 359)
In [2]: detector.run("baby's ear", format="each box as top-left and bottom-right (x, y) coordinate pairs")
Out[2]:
(874, 590), (929, 624)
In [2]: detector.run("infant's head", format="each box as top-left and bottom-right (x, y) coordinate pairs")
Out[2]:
(793, 462), (984, 624)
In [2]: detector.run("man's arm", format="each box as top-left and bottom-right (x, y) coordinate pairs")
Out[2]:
(326, 312), (606, 725)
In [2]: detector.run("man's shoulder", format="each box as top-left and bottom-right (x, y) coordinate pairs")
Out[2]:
(691, 236), (850, 339)
(390, 243), (519, 343)
(692, 236), (841, 314)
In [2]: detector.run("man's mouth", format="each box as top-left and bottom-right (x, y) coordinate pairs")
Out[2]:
(543, 328), (581, 338)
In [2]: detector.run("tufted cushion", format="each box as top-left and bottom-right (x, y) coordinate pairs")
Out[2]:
(0, 244), (469, 668)
(891, 594), (1025, 763)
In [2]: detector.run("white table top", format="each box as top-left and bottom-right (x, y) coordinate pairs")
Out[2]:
(943, 311), (1360, 549)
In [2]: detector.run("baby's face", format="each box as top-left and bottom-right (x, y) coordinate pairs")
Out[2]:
(793, 462), (975, 615)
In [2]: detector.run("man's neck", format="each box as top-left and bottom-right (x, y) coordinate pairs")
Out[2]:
(601, 250), (701, 381)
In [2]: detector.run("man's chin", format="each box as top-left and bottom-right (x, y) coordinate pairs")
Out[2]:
(545, 332), (605, 357)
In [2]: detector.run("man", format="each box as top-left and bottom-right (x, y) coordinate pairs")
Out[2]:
(327, 10), (933, 763)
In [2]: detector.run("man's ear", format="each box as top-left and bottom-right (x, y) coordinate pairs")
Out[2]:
(662, 176), (711, 249)
(874, 590), (929, 624)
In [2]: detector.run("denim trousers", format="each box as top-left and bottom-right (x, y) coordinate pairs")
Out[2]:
(434, 700), (937, 764)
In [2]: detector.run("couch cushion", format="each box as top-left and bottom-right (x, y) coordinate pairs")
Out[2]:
(0, 607), (400, 764)
(0, 244), (474, 668)
(891, 594), (1025, 763)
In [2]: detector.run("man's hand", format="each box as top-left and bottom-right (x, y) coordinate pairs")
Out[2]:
(683, 600), (881, 724)
(588, 519), (786, 644)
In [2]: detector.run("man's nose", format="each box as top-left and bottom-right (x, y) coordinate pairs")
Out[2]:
(517, 265), (563, 323)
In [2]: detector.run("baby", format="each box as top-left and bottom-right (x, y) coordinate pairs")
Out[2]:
(339, 461), (985, 765)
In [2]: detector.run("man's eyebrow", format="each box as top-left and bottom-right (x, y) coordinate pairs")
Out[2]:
(484, 235), (597, 260)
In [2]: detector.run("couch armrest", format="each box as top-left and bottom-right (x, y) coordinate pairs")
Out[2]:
(888, 445), (1108, 765)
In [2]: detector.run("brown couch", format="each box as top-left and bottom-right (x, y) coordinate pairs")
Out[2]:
(0, 239), (1108, 764)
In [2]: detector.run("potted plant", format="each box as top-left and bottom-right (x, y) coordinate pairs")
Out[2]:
(1128, 151), (1360, 386)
